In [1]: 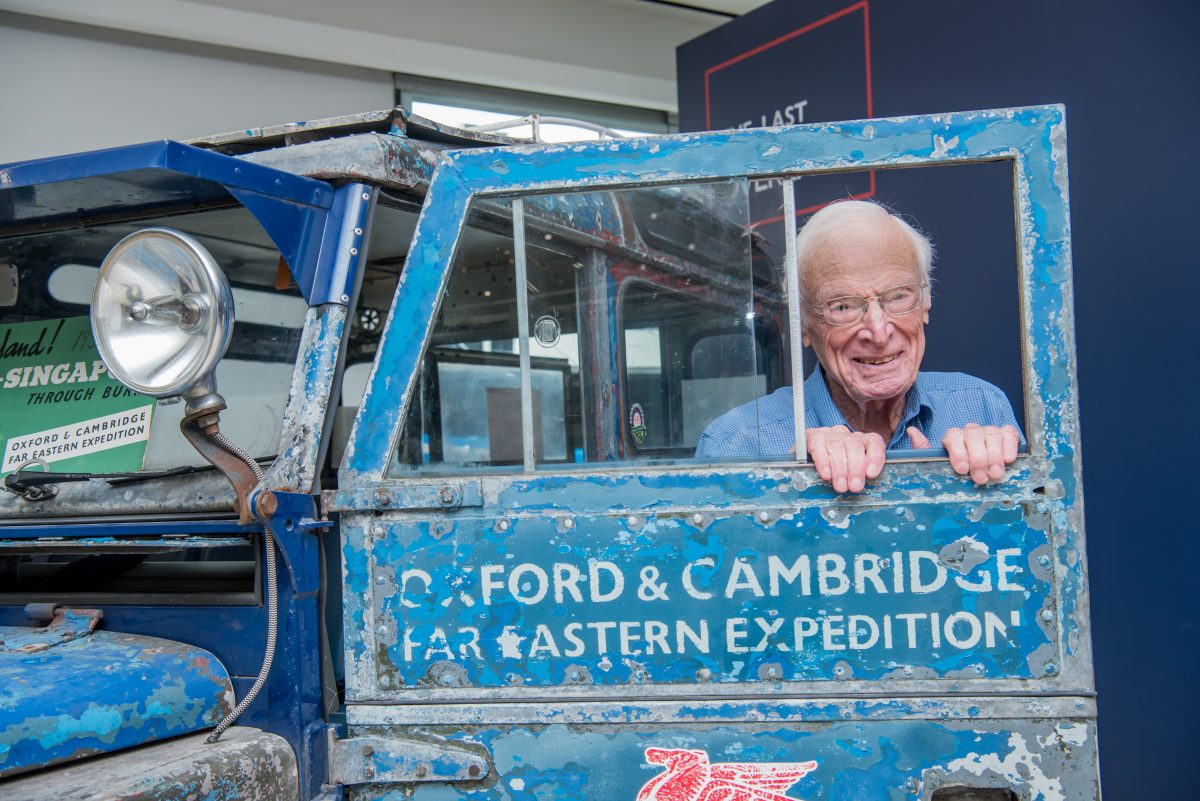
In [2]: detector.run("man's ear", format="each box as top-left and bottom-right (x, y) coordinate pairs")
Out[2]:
(800, 313), (814, 348)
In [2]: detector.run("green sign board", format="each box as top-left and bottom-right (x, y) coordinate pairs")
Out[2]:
(0, 317), (156, 478)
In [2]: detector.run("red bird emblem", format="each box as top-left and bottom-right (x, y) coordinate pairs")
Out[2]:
(636, 747), (818, 801)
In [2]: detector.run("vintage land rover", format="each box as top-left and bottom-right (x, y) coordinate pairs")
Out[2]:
(0, 104), (1097, 800)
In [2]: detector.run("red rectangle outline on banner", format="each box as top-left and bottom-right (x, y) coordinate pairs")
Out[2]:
(703, 1), (875, 223)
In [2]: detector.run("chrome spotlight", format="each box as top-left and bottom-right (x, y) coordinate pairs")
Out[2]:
(91, 227), (233, 415)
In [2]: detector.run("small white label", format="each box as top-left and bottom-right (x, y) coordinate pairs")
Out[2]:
(3, 404), (154, 471)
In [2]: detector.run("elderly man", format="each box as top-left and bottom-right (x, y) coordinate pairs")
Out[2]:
(696, 200), (1022, 492)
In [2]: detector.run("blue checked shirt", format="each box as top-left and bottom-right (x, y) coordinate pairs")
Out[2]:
(695, 367), (1023, 458)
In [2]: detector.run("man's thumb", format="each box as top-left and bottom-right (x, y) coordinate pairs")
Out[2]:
(907, 426), (932, 449)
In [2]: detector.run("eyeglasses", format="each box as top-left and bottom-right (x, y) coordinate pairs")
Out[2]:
(809, 282), (928, 326)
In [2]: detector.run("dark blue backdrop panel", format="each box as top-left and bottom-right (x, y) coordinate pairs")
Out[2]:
(706, 1), (874, 213)
(678, 1), (1200, 796)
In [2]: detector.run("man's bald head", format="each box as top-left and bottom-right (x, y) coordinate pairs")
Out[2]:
(795, 200), (933, 300)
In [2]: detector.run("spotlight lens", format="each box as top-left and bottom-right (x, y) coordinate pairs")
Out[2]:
(91, 228), (234, 398)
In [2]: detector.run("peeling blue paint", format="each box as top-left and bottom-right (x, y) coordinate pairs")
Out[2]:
(336, 105), (1093, 799)
(363, 503), (1051, 689)
(346, 718), (1096, 800)
(0, 629), (233, 778)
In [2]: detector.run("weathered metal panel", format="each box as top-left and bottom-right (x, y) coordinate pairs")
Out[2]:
(193, 107), (520, 154)
(347, 501), (1058, 698)
(341, 716), (1099, 801)
(189, 108), (408, 149)
(267, 304), (349, 494)
(341, 454), (1092, 702)
(241, 133), (439, 191)
(0, 607), (101, 653)
(330, 732), (489, 785)
(0, 628), (233, 778)
(326, 480), (484, 513)
(339, 107), (1088, 692)
(339, 149), (467, 478)
(0, 470), (240, 519)
(336, 104), (1092, 796)
(0, 726), (297, 801)
(346, 695), (1096, 727)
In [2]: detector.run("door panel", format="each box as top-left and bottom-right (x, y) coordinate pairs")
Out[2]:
(356, 498), (1057, 696)
(338, 106), (1094, 798)
(342, 716), (1099, 800)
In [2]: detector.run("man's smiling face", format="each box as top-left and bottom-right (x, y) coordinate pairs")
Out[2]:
(801, 215), (930, 409)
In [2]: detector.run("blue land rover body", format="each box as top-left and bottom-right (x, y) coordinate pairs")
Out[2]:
(0, 105), (1098, 800)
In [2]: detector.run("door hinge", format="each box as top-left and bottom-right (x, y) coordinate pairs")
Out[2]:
(328, 731), (490, 785)
(0, 605), (102, 654)
(322, 479), (484, 513)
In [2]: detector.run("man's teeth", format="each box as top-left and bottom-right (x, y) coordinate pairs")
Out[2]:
(857, 354), (898, 365)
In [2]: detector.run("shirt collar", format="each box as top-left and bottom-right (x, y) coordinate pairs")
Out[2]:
(804, 365), (932, 448)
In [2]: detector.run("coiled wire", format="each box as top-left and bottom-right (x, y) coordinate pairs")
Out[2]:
(207, 431), (275, 743)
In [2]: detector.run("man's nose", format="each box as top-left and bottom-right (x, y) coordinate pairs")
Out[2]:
(859, 300), (890, 339)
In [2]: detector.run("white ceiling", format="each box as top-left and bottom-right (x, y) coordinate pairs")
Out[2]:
(0, 0), (772, 111)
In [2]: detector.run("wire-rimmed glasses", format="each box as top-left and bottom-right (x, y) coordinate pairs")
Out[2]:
(809, 282), (929, 326)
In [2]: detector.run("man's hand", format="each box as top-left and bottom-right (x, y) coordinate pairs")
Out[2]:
(908, 424), (1020, 485)
(806, 425), (885, 493)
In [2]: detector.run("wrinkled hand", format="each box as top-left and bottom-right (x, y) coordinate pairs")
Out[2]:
(908, 424), (1020, 485)
(806, 425), (885, 494)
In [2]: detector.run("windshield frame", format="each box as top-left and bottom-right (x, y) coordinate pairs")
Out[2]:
(0, 161), (372, 520)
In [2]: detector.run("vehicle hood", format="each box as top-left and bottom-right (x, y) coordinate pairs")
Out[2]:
(0, 613), (233, 778)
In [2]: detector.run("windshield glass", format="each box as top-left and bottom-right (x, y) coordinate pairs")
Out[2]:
(0, 206), (305, 482)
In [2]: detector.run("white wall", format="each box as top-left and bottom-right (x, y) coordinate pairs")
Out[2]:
(0, 0), (734, 163)
(0, 13), (394, 162)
